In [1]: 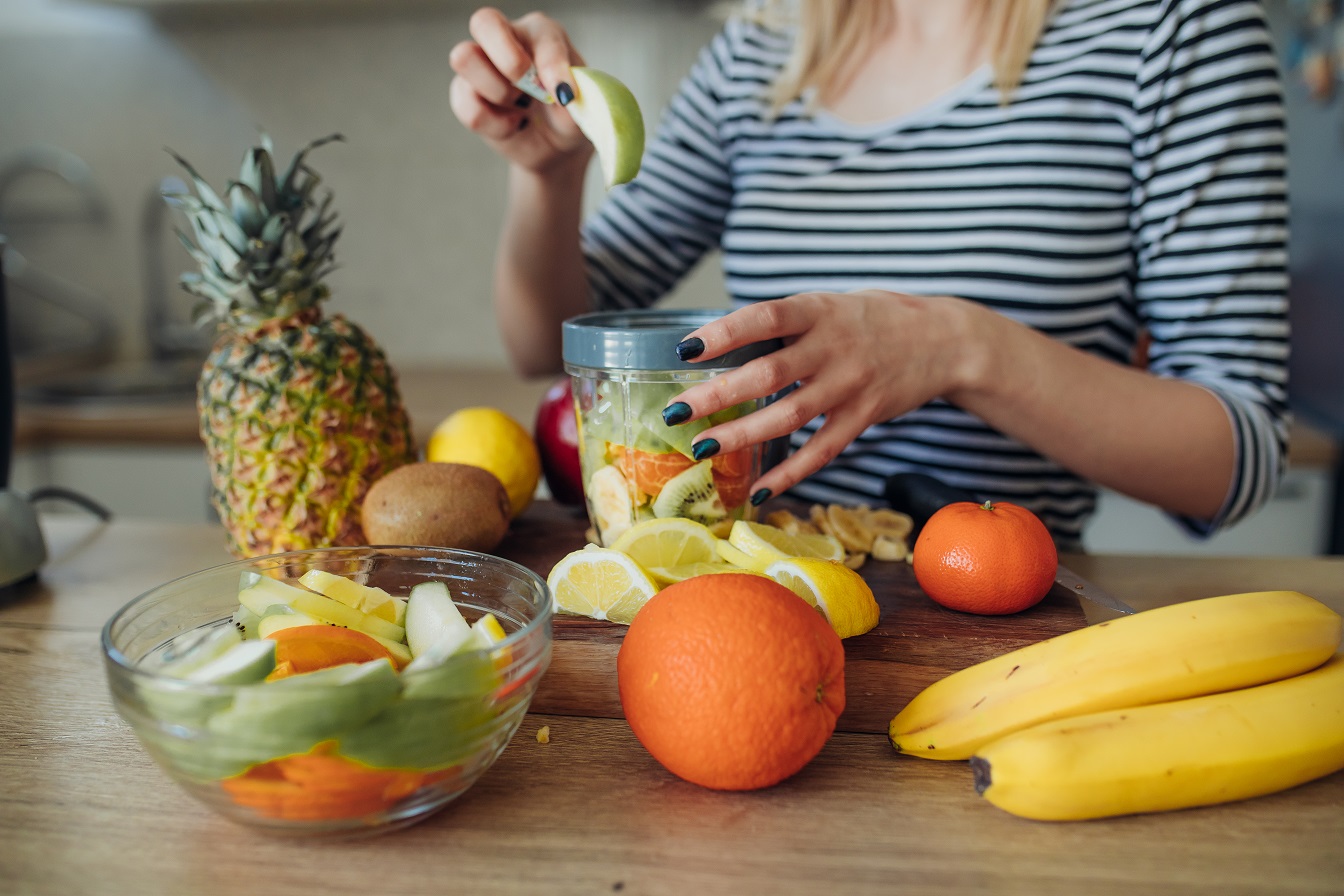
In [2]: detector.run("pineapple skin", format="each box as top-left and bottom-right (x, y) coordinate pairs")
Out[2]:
(198, 307), (415, 558)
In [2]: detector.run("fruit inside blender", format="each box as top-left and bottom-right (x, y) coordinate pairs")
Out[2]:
(575, 371), (760, 545)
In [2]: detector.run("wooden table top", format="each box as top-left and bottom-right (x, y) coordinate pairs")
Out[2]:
(2, 508), (1342, 896)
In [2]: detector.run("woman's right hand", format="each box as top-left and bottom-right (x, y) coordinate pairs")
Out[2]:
(448, 7), (593, 174)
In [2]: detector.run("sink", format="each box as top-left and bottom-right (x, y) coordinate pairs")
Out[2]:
(19, 357), (201, 406)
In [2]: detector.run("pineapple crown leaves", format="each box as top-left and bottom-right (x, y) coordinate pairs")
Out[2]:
(163, 133), (345, 329)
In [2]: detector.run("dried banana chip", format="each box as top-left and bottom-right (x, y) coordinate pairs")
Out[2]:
(863, 507), (914, 542)
(871, 535), (908, 563)
(843, 552), (867, 571)
(826, 504), (876, 554)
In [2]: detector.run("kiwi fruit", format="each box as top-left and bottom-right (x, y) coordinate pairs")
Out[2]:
(361, 462), (511, 552)
(651, 459), (727, 525)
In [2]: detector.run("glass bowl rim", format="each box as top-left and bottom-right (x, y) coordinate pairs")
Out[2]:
(100, 543), (553, 690)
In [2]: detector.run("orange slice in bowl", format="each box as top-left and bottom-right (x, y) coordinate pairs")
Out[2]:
(264, 625), (397, 675)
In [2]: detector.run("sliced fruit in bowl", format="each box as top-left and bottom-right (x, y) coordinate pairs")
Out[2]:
(102, 546), (552, 836)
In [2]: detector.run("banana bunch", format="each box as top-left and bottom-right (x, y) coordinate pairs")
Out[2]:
(970, 653), (1344, 820)
(887, 590), (1344, 820)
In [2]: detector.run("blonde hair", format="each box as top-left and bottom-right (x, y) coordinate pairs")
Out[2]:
(749, 0), (1056, 111)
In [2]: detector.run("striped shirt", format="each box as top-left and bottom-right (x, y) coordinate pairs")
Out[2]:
(580, 0), (1290, 550)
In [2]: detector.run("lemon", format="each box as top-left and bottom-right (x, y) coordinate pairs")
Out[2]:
(727, 519), (846, 569)
(567, 67), (645, 188)
(765, 557), (881, 639)
(715, 537), (771, 573)
(546, 545), (660, 625)
(612, 517), (720, 571)
(426, 407), (541, 519)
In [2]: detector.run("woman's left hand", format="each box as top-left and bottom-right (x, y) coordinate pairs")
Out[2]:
(667, 290), (992, 502)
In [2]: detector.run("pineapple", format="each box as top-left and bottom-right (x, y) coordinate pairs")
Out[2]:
(167, 134), (414, 558)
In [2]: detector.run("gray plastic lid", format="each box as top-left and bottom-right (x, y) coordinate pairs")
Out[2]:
(562, 309), (781, 372)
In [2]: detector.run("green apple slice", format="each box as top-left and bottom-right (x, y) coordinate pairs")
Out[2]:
(206, 658), (401, 758)
(154, 624), (243, 677)
(403, 581), (473, 661)
(182, 639), (276, 684)
(236, 573), (312, 617)
(568, 66), (645, 188)
(138, 638), (275, 730)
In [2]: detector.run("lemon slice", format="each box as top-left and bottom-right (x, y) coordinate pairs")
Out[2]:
(645, 560), (740, 586)
(567, 66), (645, 187)
(715, 537), (771, 573)
(547, 545), (660, 624)
(611, 517), (720, 572)
(765, 557), (881, 639)
(727, 519), (846, 569)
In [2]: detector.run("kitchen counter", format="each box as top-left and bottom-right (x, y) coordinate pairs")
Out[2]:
(1, 508), (1341, 896)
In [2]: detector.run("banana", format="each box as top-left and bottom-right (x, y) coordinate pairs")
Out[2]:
(889, 590), (1342, 760)
(970, 653), (1344, 820)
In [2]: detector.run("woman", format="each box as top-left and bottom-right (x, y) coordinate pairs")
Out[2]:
(448, 0), (1289, 550)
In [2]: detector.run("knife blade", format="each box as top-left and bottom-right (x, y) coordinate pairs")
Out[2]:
(1052, 563), (1136, 615)
(882, 472), (1137, 615)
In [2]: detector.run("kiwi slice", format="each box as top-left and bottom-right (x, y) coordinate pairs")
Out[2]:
(651, 459), (727, 525)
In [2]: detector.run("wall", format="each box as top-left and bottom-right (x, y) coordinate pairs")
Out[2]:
(0, 0), (729, 374)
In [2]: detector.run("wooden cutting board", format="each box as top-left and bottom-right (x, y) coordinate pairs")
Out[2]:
(496, 501), (1089, 735)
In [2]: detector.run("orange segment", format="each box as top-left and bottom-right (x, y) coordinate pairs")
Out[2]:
(264, 624), (399, 673)
(710, 447), (753, 510)
(220, 743), (437, 821)
(612, 445), (695, 497)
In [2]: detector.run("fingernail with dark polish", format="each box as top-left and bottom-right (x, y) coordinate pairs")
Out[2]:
(555, 82), (574, 105)
(691, 438), (720, 461)
(513, 94), (533, 108)
(662, 401), (692, 426)
(517, 116), (530, 132)
(675, 337), (704, 361)
(750, 489), (772, 507)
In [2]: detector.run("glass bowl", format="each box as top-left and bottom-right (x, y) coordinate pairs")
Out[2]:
(101, 546), (552, 837)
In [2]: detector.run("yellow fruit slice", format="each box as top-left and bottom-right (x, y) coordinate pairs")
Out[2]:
(426, 407), (541, 519)
(645, 561), (739, 586)
(765, 557), (881, 639)
(727, 519), (846, 569)
(715, 538), (771, 573)
(567, 67), (645, 188)
(546, 546), (660, 625)
(474, 612), (507, 644)
(611, 517), (720, 572)
(298, 569), (401, 622)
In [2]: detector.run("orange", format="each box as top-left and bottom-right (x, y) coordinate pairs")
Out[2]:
(612, 446), (695, 497)
(616, 573), (845, 790)
(264, 624), (397, 675)
(911, 500), (1057, 615)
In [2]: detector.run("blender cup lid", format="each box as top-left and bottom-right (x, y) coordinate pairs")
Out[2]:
(562, 309), (781, 372)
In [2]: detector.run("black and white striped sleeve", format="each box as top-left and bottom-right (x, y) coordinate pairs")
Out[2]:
(1129, 0), (1290, 535)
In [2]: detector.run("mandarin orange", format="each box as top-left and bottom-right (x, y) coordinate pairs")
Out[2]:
(612, 446), (695, 497)
(264, 624), (397, 675)
(616, 573), (845, 790)
(911, 500), (1057, 615)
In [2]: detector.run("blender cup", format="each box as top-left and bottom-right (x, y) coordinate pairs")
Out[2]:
(562, 310), (784, 546)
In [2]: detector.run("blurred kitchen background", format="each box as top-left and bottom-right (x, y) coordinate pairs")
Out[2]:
(2, 0), (1341, 555)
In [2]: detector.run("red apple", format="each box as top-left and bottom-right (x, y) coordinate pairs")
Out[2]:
(534, 377), (585, 506)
